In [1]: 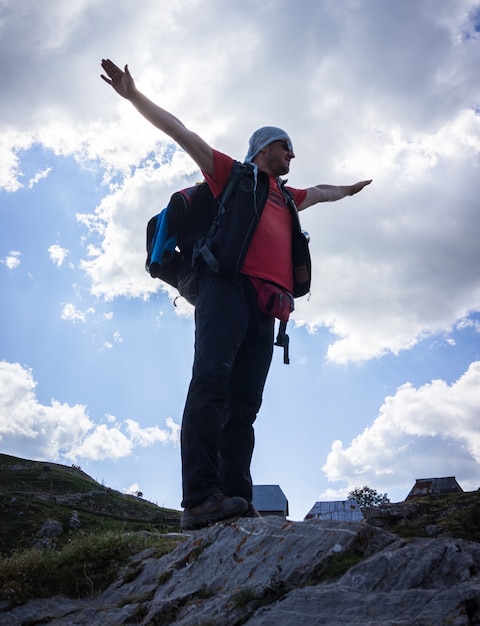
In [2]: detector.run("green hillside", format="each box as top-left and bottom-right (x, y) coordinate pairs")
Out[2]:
(0, 453), (181, 556)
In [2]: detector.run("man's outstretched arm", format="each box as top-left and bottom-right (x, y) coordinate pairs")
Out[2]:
(298, 180), (372, 211)
(101, 59), (214, 175)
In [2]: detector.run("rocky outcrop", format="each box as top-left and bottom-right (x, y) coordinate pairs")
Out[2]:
(363, 493), (480, 544)
(31, 519), (64, 550)
(1, 516), (479, 625)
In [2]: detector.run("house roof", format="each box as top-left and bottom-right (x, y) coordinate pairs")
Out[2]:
(406, 476), (463, 500)
(252, 484), (288, 514)
(304, 500), (364, 522)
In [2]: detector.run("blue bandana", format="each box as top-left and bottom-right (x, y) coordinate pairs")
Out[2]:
(245, 126), (293, 163)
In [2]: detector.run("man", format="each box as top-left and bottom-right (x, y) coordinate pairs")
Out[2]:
(101, 59), (371, 530)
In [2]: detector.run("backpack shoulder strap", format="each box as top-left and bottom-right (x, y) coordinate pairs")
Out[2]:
(193, 161), (248, 272)
(217, 161), (248, 208)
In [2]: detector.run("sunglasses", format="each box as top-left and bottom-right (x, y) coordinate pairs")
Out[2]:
(278, 140), (293, 152)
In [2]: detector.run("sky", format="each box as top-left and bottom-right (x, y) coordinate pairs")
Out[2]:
(1, 0), (479, 521)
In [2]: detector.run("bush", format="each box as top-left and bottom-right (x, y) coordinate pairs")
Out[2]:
(348, 486), (390, 509)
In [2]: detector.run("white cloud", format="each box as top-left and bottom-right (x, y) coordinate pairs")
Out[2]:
(0, 361), (180, 463)
(76, 151), (197, 301)
(0, 361), (95, 461)
(294, 107), (480, 363)
(29, 167), (52, 188)
(103, 331), (123, 350)
(457, 317), (480, 333)
(0, 131), (33, 191)
(60, 303), (94, 323)
(125, 417), (180, 447)
(48, 244), (69, 267)
(69, 423), (132, 461)
(2, 251), (21, 270)
(321, 361), (480, 500)
(123, 483), (141, 496)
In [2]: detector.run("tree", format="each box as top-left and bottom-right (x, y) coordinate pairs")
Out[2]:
(348, 486), (390, 509)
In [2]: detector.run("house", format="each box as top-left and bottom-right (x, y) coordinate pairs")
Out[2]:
(304, 500), (364, 522)
(252, 484), (289, 518)
(405, 476), (463, 500)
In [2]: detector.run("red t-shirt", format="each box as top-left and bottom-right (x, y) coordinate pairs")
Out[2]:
(203, 150), (307, 292)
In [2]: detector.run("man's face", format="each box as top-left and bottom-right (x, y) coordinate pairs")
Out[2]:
(263, 140), (295, 176)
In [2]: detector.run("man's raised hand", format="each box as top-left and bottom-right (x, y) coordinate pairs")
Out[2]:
(101, 59), (136, 99)
(350, 180), (373, 196)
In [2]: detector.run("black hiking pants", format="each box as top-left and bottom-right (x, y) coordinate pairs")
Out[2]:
(181, 273), (274, 509)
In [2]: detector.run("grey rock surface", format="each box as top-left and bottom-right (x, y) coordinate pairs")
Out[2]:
(1, 517), (479, 625)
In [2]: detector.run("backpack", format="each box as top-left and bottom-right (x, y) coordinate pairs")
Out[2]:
(145, 165), (244, 305)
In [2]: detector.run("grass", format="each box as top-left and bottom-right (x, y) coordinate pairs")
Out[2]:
(232, 586), (257, 608)
(317, 551), (364, 582)
(0, 530), (184, 606)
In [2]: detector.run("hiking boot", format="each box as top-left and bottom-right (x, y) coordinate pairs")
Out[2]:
(245, 502), (262, 518)
(181, 494), (248, 530)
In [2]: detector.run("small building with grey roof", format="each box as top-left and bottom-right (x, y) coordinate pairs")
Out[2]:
(304, 499), (364, 522)
(405, 476), (463, 500)
(252, 484), (289, 518)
